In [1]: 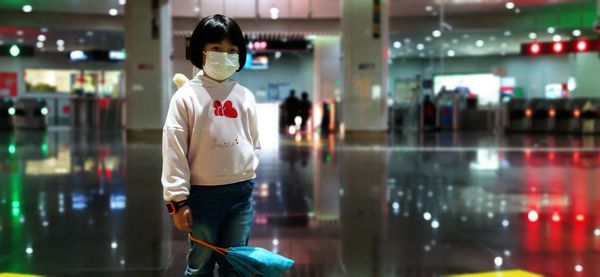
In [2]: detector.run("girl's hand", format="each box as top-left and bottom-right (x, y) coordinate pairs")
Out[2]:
(172, 206), (192, 232)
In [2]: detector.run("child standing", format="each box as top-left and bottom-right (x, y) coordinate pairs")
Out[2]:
(161, 14), (260, 276)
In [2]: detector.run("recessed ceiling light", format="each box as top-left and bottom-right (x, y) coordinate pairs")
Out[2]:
(86, 31), (94, 37)
(529, 32), (537, 40)
(393, 41), (402, 49)
(504, 30), (512, 37)
(58, 45), (65, 52)
(447, 50), (455, 57)
(505, 2), (515, 10)
(514, 8), (521, 14)
(36, 42), (44, 48)
(425, 36), (432, 42)
(432, 30), (442, 38)
(37, 35), (46, 42)
(404, 38), (411, 43)
(476, 40), (484, 47)
(56, 39), (65, 46)
(118, 0), (126, 5)
(109, 8), (118, 16)
(572, 29), (582, 37)
(417, 43), (425, 51)
(22, 5), (33, 13)
(17, 30), (24, 36)
(270, 7), (279, 20)
(194, 6), (200, 13)
(547, 27), (556, 34)
(425, 5), (433, 12)
(553, 35), (562, 42)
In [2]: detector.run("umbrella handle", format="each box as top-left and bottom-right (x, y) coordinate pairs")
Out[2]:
(188, 233), (228, 256)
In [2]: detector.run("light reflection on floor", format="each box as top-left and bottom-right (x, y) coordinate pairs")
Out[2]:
(1, 130), (600, 276)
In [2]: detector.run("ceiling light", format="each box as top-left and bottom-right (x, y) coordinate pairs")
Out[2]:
(452, 39), (459, 44)
(86, 31), (94, 37)
(36, 42), (44, 48)
(432, 30), (442, 38)
(447, 50), (455, 57)
(529, 32), (537, 40)
(194, 6), (200, 13)
(504, 30), (512, 37)
(505, 2), (515, 10)
(553, 35), (562, 42)
(109, 8), (118, 16)
(118, 0), (126, 5)
(17, 30), (24, 36)
(404, 38), (411, 43)
(425, 5), (433, 12)
(547, 27), (556, 34)
(56, 39), (65, 46)
(37, 35), (46, 42)
(514, 8), (520, 14)
(572, 29), (582, 37)
(22, 5), (33, 13)
(476, 40), (484, 47)
(417, 43), (425, 51)
(425, 36), (432, 42)
(9, 45), (20, 57)
(269, 7), (279, 20)
(40, 27), (48, 33)
(58, 45), (65, 52)
(393, 41), (402, 48)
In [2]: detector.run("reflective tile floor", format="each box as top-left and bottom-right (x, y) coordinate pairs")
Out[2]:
(2, 130), (600, 276)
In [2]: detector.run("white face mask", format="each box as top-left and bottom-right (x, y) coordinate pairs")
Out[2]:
(203, 51), (239, 81)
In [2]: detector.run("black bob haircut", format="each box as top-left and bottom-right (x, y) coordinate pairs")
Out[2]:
(187, 14), (247, 72)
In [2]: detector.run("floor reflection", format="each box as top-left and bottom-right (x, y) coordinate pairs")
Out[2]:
(1, 130), (600, 276)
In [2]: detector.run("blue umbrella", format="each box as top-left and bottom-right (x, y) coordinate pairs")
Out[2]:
(189, 233), (295, 277)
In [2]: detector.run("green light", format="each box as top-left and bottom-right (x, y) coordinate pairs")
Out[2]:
(8, 144), (16, 155)
(11, 201), (20, 209)
(9, 45), (20, 57)
(41, 143), (48, 155)
(325, 154), (331, 163)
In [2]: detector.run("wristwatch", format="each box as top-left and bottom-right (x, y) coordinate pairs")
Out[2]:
(166, 200), (188, 214)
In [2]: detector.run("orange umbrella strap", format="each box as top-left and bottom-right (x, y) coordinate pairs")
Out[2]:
(188, 233), (228, 256)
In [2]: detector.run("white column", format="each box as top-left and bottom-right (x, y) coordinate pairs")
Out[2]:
(124, 0), (172, 131)
(341, 0), (389, 133)
(313, 36), (342, 130)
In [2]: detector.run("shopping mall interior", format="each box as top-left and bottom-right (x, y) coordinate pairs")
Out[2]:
(2, 0), (600, 276)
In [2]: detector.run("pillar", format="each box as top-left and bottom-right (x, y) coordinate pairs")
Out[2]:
(341, 0), (389, 135)
(313, 36), (342, 131)
(124, 0), (172, 131)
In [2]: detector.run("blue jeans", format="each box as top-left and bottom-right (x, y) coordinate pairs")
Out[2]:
(185, 180), (255, 277)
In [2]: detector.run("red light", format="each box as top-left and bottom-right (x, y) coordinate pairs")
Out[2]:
(552, 42), (563, 53)
(549, 109), (556, 117)
(551, 212), (561, 222)
(528, 210), (539, 222)
(576, 40), (588, 52)
(525, 109), (533, 117)
(574, 109), (581, 117)
(530, 43), (541, 54)
(576, 214), (585, 222)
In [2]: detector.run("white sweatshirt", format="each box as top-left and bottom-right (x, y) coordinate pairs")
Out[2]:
(161, 74), (260, 202)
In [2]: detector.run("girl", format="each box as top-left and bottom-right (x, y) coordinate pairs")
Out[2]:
(161, 14), (260, 276)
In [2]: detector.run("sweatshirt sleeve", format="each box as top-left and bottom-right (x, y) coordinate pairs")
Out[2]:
(161, 90), (191, 202)
(249, 93), (261, 150)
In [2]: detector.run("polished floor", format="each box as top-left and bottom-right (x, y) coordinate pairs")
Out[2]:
(1, 130), (600, 276)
